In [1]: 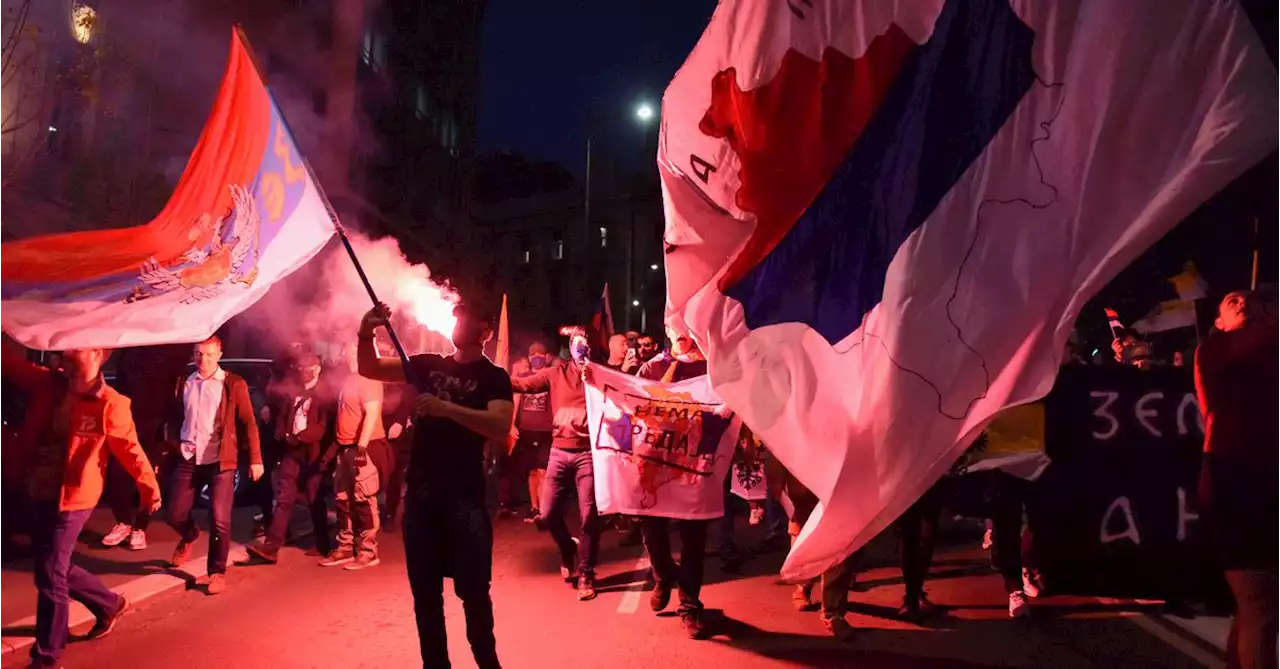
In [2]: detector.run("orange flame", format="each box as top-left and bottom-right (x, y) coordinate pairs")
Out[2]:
(395, 277), (458, 338)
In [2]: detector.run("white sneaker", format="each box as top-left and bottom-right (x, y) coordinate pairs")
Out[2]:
(102, 523), (132, 548)
(127, 530), (147, 551)
(1008, 591), (1030, 618)
(1022, 569), (1041, 599)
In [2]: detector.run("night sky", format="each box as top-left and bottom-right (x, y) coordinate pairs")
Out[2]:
(475, 1), (717, 173)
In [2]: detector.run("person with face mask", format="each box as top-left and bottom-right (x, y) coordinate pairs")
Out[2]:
(245, 351), (337, 565)
(357, 302), (514, 669)
(1194, 290), (1278, 669)
(2, 340), (161, 667)
(500, 342), (555, 522)
(506, 327), (602, 602)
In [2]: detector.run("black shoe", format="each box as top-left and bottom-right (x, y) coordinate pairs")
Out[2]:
(87, 596), (129, 640)
(681, 610), (709, 639)
(898, 593), (938, 620)
(650, 581), (673, 612)
(244, 543), (279, 564)
(577, 574), (597, 601)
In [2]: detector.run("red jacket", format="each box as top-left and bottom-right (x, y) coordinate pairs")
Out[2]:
(2, 346), (161, 512)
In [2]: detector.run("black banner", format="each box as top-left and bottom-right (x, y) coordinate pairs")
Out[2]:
(1032, 364), (1226, 601)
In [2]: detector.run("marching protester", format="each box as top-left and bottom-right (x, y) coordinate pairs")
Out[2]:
(499, 342), (555, 522)
(636, 333), (660, 367)
(357, 301), (514, 669)
(510, 327), (603, 601)
(2, 340), (162, 667)
(1194, 290), (1278, 669)
(320, 344), (388, 569)
(635, 327), (715, 639)
(166, 336), (264, 594)
(246, 351), (336, 563)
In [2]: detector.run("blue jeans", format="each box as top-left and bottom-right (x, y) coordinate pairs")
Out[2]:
(31, 503), (122, 665)
(539, 448), (600, 576)
(166, 456), (236, 574)
(403, 495), (499, 669)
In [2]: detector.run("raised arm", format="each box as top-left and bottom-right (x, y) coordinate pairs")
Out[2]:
(357, 304), (407, 383)
(509, 367), (552, 394)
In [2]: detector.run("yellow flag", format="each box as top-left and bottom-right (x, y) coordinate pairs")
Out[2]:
(495, 293), (510, 373)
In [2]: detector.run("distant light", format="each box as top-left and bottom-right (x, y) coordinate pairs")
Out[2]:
(48, 126), (57, 133)
(635, 103), (655, 122)
(649, 263), (659, 271)
(71, 3), (96, 44)
(631, 300), (640, 307)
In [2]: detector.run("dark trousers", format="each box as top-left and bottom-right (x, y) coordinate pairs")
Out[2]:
(538, 448), (600, 576)
(897, 480), (948, 600)
(368, 438), (394, 498)
(166, 456), (235, 575)
(715, 474), (741, 560)
(31, 503), (122, 665)
(640, 517), (709, 612)
(987, 472), (1029, 594)
(403, 495), (500, 669)
(384, 437), (410, 522)
(266, 451), (331, 555)
(250, 438), (283, 529)
(1224, 568), (1279, 669)
(107, 455), (151, 531)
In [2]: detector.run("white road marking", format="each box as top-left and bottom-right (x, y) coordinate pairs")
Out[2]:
(615, 555), (652, 615)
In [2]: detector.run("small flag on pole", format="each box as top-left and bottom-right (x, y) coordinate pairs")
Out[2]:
(495, 293), (510, 372)
(589, 283), (616, 352)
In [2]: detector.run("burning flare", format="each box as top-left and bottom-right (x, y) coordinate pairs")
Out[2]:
(395, 278), (458, 338)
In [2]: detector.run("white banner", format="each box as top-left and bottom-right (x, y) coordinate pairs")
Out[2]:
(585, 364), (740, 520)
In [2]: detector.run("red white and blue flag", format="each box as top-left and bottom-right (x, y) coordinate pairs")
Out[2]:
(1, 29), (335, 350)
(658, 0), (1276, 580)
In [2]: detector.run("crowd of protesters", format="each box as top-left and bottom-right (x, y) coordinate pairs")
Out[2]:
(0, 289), (1274, 669)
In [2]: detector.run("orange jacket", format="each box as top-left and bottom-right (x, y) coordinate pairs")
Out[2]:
(2, 346), (161, 512)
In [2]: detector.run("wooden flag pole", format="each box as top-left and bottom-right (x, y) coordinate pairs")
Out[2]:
(233, 25), (423, 391)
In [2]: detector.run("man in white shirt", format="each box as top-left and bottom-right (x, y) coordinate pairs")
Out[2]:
(165, 336), (263, 595)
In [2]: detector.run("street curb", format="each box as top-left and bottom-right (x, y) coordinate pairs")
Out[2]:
(0, 542), (248, 657)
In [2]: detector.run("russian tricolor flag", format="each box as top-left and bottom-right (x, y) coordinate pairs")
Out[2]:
(1, 29), (334, 350)
(659, 0), (1275, 580)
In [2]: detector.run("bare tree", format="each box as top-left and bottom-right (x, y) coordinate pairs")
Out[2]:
(1, 0), (53, 187)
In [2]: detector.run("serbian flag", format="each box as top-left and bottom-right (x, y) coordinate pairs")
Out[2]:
(1, 29), (335, 350)
(587, 283), (616, 352)
(658, 0), (1275, 580)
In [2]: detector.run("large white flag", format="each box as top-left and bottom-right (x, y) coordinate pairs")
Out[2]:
(585, 364), (741, 520)
(658, 0), (1276, 579)
(1, 30), (334, 350)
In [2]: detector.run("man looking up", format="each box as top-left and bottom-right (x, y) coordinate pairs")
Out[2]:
(357, 302), (513, 669)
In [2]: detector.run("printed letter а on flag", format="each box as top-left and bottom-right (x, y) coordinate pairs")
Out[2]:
(1, 29), (335, 350)
(585, 364), (740, 520)
(657, 0), (1276, 580)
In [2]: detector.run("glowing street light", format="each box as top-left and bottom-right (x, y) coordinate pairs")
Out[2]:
(649, 263), (659, 271)
(632, 300), (641, 307)
(635, 103), (655, 122)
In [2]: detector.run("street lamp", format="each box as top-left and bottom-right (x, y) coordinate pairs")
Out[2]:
(584, 102), (657, 329)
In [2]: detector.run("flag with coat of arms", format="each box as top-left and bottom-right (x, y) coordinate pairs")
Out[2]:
(657, 0), (1277, 580)
(1, 28), (335, 351)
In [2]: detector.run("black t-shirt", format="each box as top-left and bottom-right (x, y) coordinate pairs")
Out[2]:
(407, 354), (513, 503)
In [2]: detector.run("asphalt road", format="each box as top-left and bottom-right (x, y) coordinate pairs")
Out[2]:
(2, 516), (1218, 669)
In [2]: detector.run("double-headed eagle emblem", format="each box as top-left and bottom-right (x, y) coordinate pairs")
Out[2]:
(126, 184), (260, 304)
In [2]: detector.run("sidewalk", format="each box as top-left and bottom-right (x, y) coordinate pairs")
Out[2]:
(0, 504), (321, 657)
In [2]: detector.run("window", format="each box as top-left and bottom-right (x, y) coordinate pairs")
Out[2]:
(415, 85), (431, 121)
(361, 28), (385, 70)
(553, 232), (564, 261)
(522, 249), (530, 264)
(599, 226), (607, 248)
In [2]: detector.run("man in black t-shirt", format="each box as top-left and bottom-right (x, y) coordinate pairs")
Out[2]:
(356, 302), (514, 669)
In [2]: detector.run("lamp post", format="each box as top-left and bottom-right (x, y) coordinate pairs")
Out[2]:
(627, 102), (656, 331)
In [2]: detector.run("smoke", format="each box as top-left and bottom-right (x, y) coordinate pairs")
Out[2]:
(237, 231), (460, 361)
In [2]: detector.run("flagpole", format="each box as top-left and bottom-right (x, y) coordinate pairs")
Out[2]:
(232, 25), (423, 390)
